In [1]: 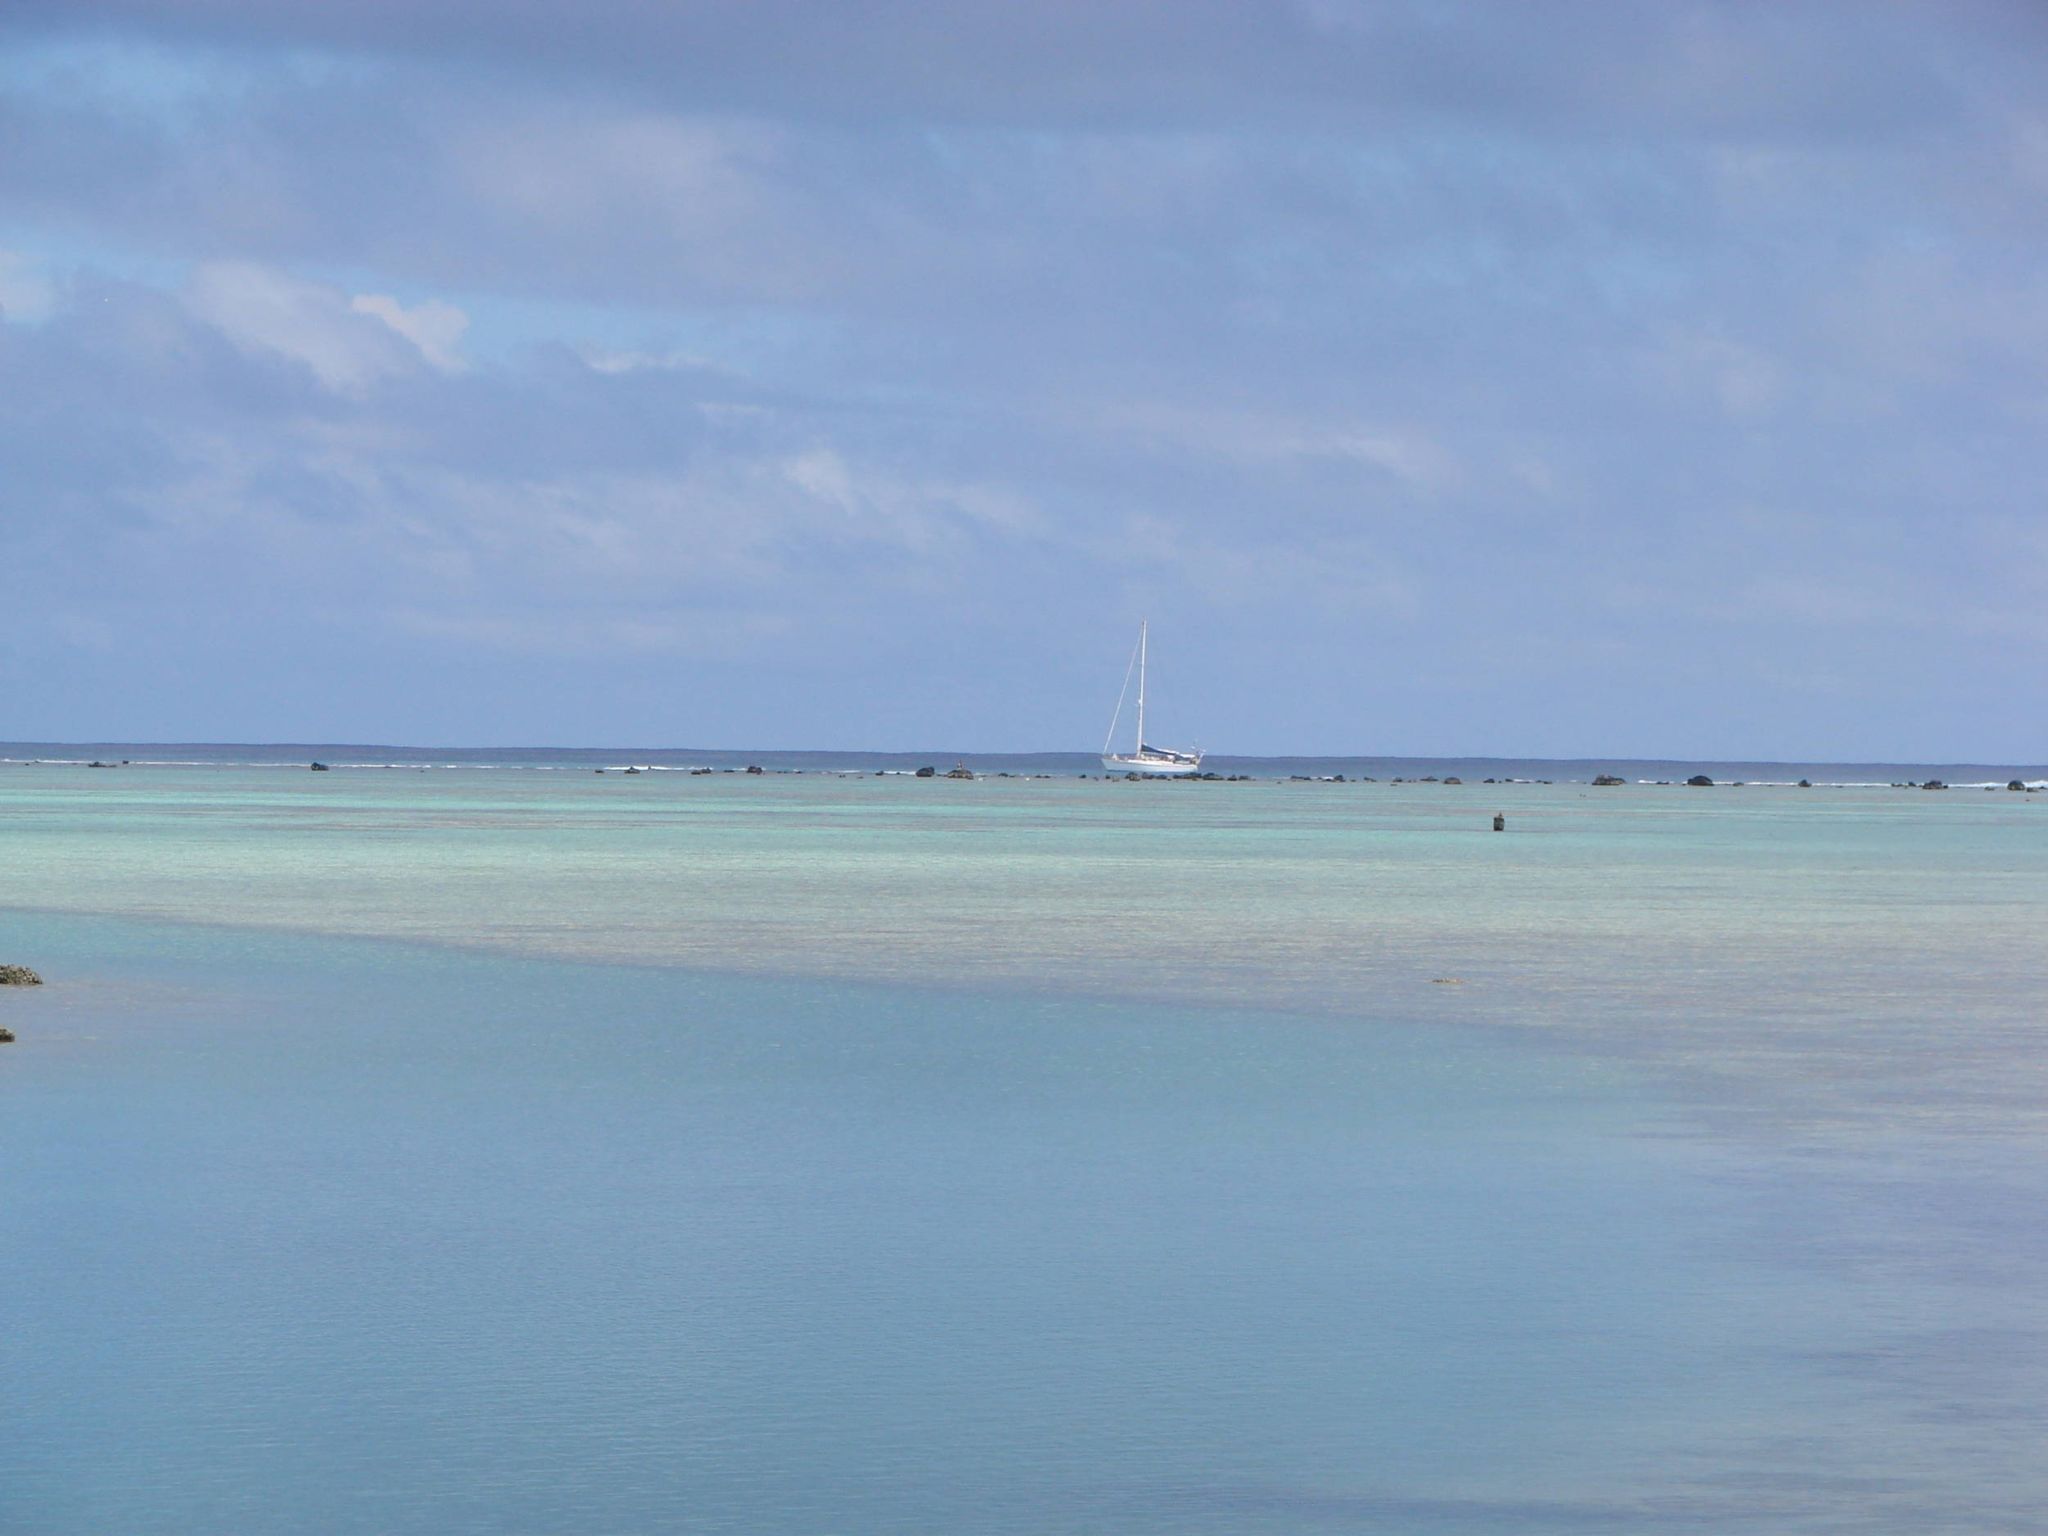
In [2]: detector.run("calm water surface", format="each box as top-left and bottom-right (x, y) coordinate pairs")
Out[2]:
(2, 766), (2044, 1531)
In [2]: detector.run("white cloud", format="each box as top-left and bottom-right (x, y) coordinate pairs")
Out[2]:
(180, 263), (470, 388)
(351, 293), (469, 371)
(784, 447), (860, 514)
(186, 261), (419, 391)
(578, 346), (714, 375)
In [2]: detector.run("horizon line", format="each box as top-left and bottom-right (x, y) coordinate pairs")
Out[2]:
(4, 739), (2044, 771)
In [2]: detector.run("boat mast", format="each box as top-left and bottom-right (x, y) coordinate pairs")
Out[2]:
(1135, 619), (1147, 754)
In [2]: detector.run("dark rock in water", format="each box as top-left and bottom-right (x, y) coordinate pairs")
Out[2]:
(310, 761), (330, 771)
(1921, 779), (1947, 790)
(1687, 774), (1714, 787)
(0, 965), (43, 986)
(623, 767), (641, 775)
(1442, 776), (1462, 785)
(745, 764), (764, 775)
(947, 764), (975, 779)
(0, 1026), (14, 1043)
(2010, 780), (2027, 792)
(1491, 814), (1506, 832)
(915, 765), (937, 778)
(1798, 779), (1812, 788)
(88, 760), (111, 769)
(1591, 774), (1625, 786)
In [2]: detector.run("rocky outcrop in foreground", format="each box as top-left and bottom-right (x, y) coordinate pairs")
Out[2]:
(0, 965), (42, 986)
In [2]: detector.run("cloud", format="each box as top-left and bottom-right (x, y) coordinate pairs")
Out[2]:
(0, 0), (2017, 141)
(0, 6), (2043, 755)
(351, 293), (468, 371)
(1102, 403), (1462, 496)
(578, 346), (715, 376)
(184, 261), (423, 390)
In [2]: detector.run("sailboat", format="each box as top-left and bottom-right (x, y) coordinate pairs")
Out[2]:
(1101, 621), (1204, 776)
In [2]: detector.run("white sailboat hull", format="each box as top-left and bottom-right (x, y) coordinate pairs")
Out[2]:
(1102, 753), (1203, 777)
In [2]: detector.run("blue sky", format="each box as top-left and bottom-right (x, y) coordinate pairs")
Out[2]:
(2, 2), (2043, 758)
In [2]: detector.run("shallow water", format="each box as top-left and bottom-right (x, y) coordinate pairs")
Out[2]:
(3, 766), (2040, 1134)
(3, 766), (2045, 1531)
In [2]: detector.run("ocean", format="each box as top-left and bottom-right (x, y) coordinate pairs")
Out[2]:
(3, 749), (2045, 1532)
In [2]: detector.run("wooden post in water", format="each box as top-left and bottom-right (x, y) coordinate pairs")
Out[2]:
(1492, 814), (1505, 832)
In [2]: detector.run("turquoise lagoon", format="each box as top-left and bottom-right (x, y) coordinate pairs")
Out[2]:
(2, 761), (2045, 1532)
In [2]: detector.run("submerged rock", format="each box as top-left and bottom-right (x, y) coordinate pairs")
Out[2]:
(309, 761), (330, 771)
(0, 965), (42, 986)
(1591, 774), (1625, 786)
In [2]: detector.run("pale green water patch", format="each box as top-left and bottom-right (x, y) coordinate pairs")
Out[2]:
(2, 768), (2041, 1138)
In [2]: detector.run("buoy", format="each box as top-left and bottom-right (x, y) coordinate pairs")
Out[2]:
(1492, 814), (1505, 832)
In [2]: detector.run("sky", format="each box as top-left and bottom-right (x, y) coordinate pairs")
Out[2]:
(1, 1), (2043, 759)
